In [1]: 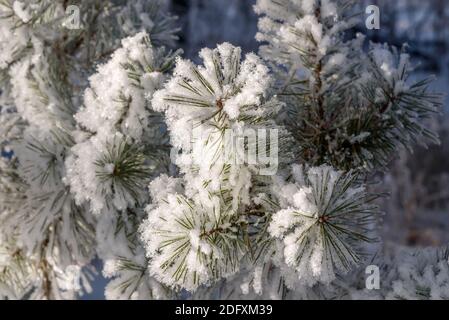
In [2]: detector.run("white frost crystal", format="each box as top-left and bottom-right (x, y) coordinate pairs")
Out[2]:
(269, 165), (377, 287)
(140, 43), (285, 292)
(67, 32), (171, 214)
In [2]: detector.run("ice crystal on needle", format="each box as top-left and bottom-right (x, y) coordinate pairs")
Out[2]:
(269, 165), (378, 287)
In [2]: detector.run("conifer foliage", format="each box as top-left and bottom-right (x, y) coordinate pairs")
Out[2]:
(0, 0), (447, 299)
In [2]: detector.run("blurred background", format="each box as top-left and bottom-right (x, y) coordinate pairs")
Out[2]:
(87, 0), (449, 298)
